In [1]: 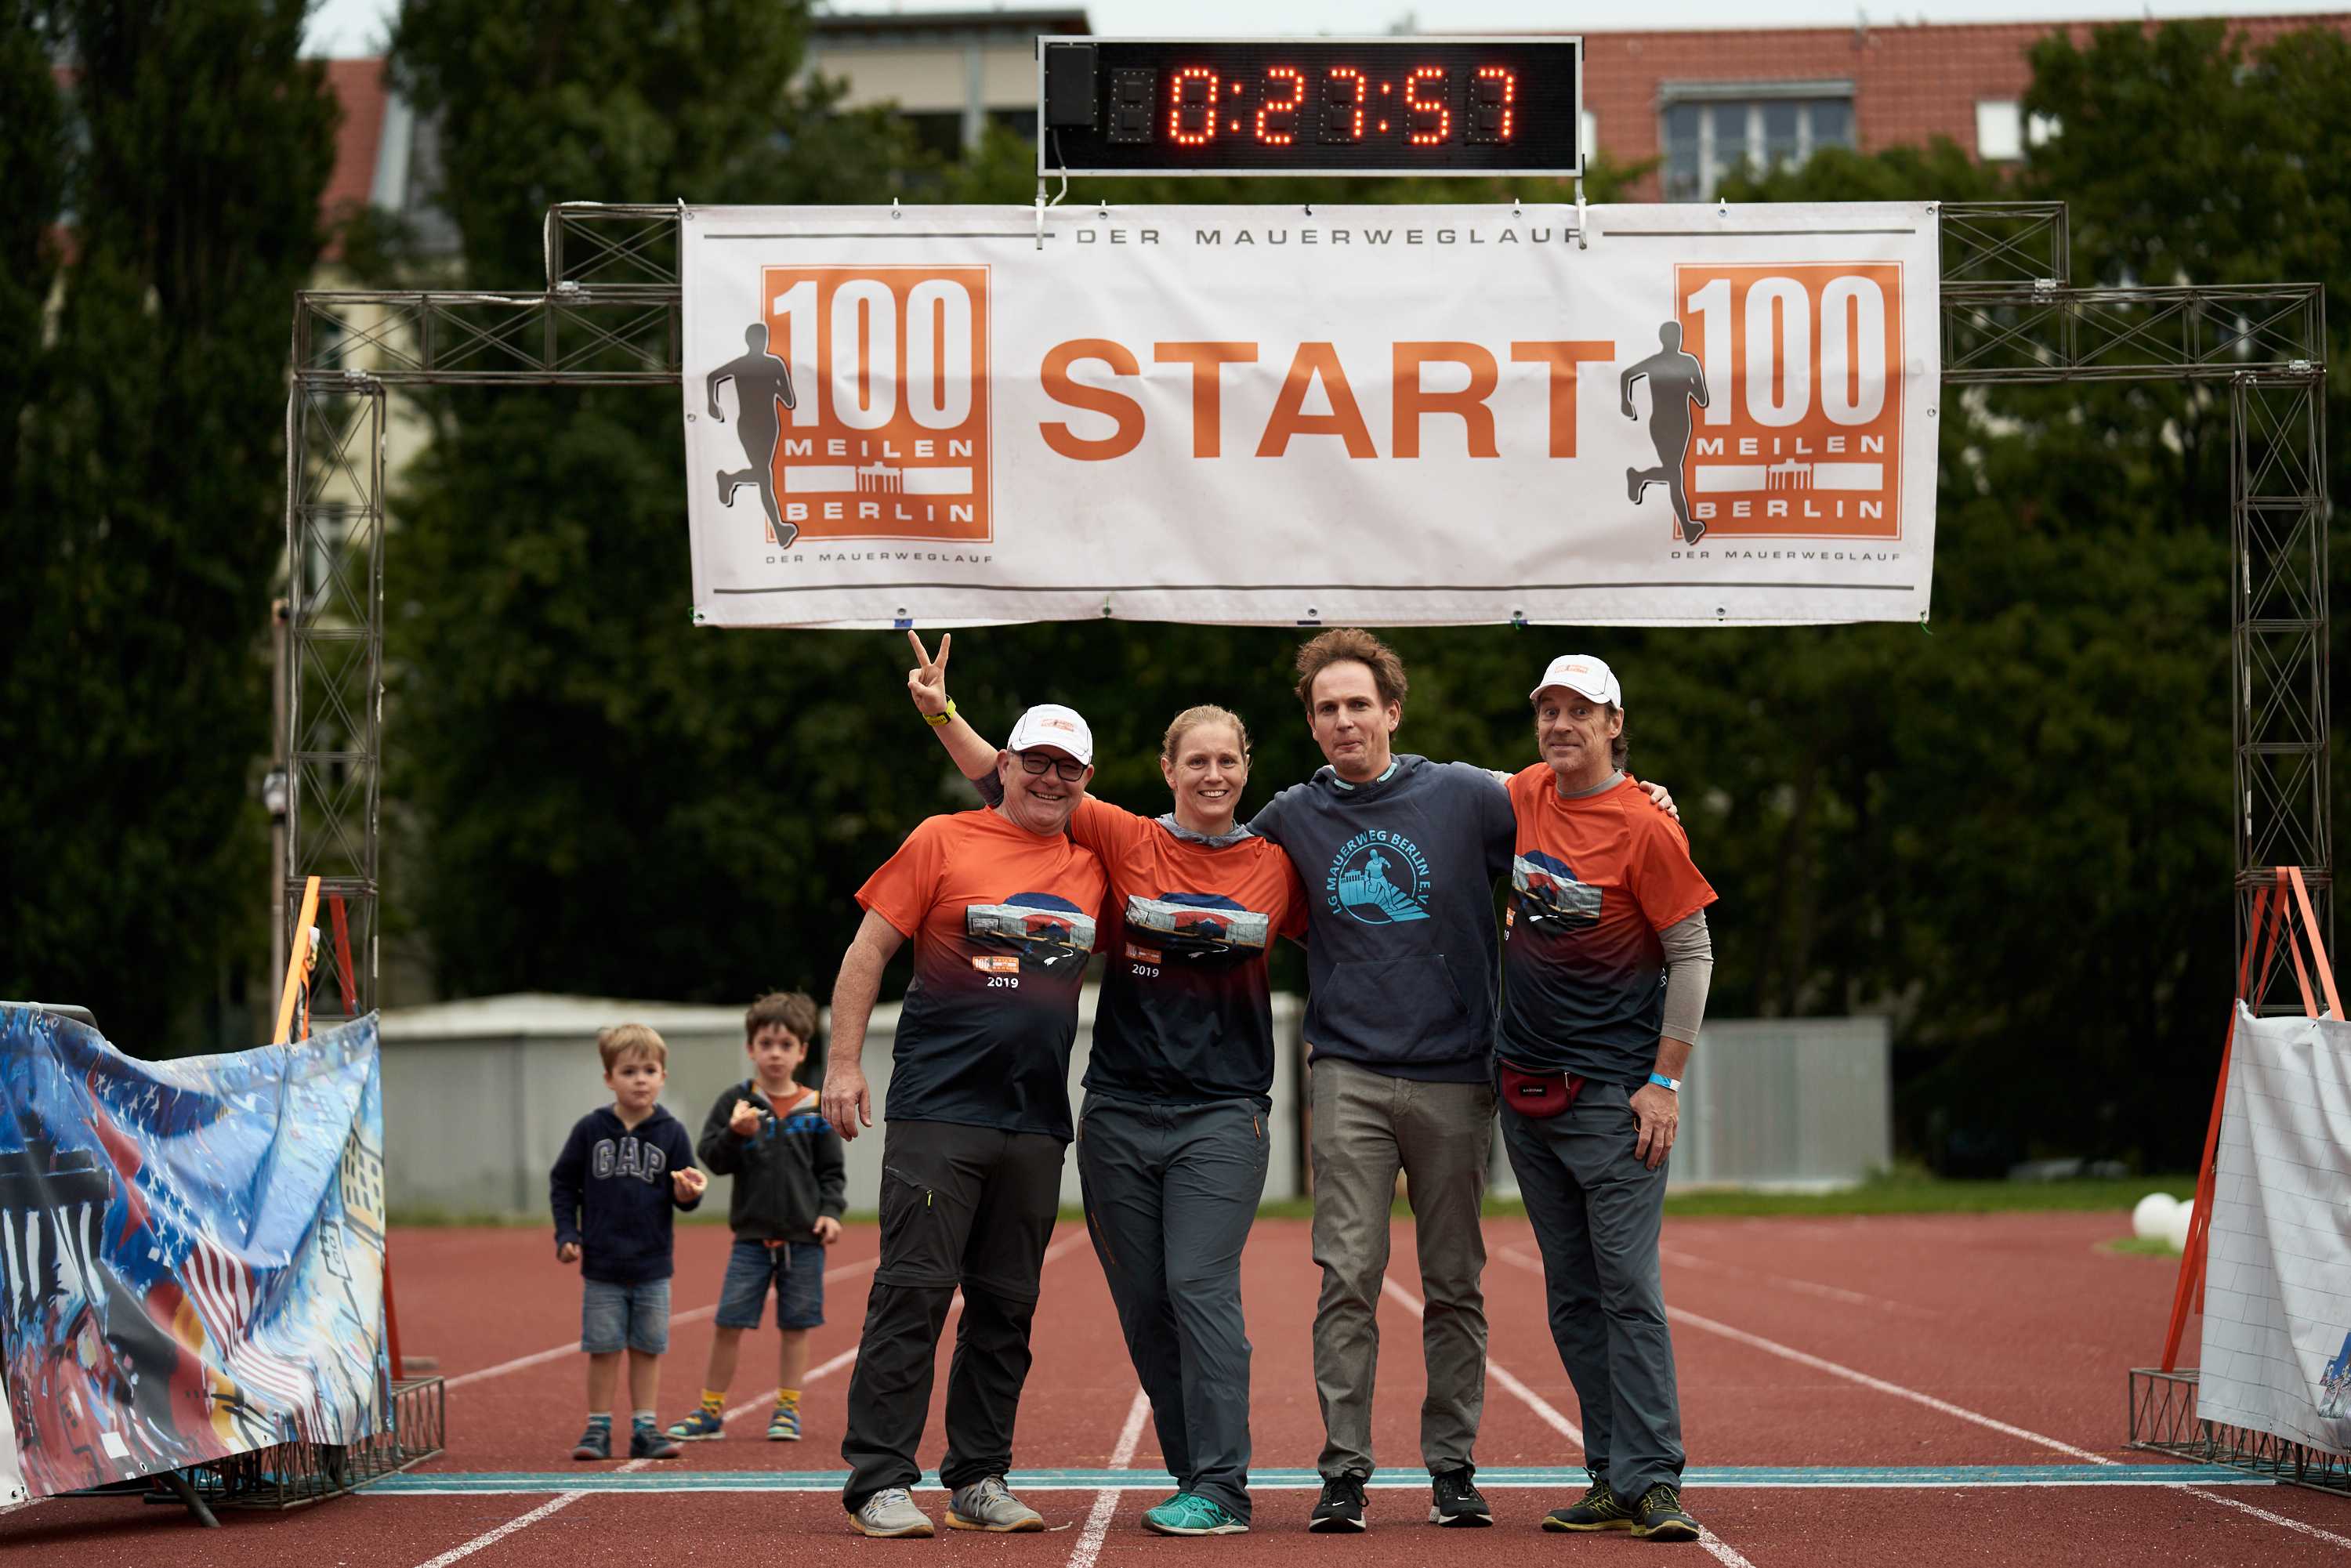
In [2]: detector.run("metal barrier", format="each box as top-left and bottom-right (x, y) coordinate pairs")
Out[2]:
(2127, 1367), (2351, 1497)
(174, 1376), (446, 1513)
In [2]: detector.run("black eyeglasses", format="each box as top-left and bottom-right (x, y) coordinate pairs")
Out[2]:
(1016, 750), (1087, 782)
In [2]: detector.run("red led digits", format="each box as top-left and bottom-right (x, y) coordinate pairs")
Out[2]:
(1469, 66), (1516, 143)
(1255, 66), (1303, 145)
(1169, 67), (1219, 145)
(1320, 66), (1365, 142)
(1405, 65), (1451, 145)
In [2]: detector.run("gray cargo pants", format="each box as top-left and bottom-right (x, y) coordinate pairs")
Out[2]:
(1500, 1080), (1684, 1501)
(1309, 1056), (1495, 1479)
(1077, 1095), (1270, 1520)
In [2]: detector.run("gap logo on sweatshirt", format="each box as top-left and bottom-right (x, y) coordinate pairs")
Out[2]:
(591, 1135), (671, 1183)
(1324, 829), (1433, 925)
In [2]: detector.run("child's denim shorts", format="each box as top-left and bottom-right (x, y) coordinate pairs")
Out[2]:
(581, 1276), (671, 1355)
(715, 1238), (825, 1331)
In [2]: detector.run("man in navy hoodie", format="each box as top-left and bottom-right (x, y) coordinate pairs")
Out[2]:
(1249, 628), (1671, 1534)
(550, 1023), (707, 1461)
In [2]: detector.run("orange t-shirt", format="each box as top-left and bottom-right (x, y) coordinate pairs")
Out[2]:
(1498, 767), (1717, 1084)
(1065, 795), (1308, 1104)
(856, 809), (1107, 1141)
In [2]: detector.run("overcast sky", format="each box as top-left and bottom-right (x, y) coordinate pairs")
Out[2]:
(303, 0), (2350, 57)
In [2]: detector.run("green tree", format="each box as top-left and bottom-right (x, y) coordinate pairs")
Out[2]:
(1678, 20), (2351, 1169)
(382, 0), (950, 1006)
(0, 1), (338, 1050)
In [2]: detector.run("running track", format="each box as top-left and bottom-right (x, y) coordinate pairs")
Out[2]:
(8, 1212), (2349, 1566)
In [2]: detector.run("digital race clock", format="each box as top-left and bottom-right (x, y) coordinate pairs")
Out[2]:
(1037, 37), (1584, 177)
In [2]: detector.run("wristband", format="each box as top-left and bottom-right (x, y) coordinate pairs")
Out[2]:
(1647, 1072), (1680, 1092)
(922, 698), (956, 728)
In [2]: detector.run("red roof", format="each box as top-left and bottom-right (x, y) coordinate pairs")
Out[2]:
(319, 58), (388, 255)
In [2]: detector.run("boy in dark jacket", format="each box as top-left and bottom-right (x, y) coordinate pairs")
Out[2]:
(666, 992), (846, 1443)
(550, 1023), (707, 1461)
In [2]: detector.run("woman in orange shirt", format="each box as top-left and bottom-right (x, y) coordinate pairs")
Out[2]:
(902, 632), (1305, 1538)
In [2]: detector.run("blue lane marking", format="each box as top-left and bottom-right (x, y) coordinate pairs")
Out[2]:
(358, 1464), (2274, 1496)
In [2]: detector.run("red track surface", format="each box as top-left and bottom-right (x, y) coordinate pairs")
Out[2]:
(9, 1211), (2351, 1566)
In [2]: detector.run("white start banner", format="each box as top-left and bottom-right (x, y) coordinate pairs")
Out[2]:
(2199, 1003), (2351, 1457)
(680, 202), (1940, 629)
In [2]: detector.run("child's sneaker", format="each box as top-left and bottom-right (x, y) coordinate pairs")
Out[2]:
(571, 1419), (612, 1461)
(766, 1403), (802, 1442)
(629, 1419), (682, 1460)
(666, 1407), (725, 1441)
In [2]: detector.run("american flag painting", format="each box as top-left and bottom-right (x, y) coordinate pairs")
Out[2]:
(0, 1009), (389, 1498)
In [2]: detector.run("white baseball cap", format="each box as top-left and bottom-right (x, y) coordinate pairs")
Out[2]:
(1005, 703), (1095, 766)
(1529, 654), (1625, 709)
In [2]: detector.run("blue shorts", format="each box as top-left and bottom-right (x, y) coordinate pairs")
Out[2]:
(581, 1276), (670, 1355)
(715, 1238), (825, 1331)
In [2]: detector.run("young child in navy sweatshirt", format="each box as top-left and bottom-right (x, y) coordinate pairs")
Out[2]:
(550, 1023), (707, 1461)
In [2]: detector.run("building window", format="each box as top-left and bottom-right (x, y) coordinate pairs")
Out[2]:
(1976, 100), (2023, 161)
(1975, 100), (2059, 162)
(1660, 88), (1854, 200)
(1581, 107), (1598, 164)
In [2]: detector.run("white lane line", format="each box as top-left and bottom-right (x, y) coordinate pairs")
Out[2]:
(1500, 1245), (2112, 1466)
(418, 1228), (1089, 1564)
(719, 1342), (863, 1426)
(2186, 1487), (2351, 1548)
(1067, 1388), (1152, 1568)
(1408, 1271), (1759, 1567)
(1657, 1244), (1940, 1319)
(1502, 1248), (2351, 1556)
(444, 1252), (882, 1392)
(411, 1458), (651, 1568)
(1378, 1276), (1584, 1449)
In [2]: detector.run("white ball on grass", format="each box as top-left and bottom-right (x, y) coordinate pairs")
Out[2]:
(2162, 1200), (2196, 1254)
(2132, 1192), (2181, 1242)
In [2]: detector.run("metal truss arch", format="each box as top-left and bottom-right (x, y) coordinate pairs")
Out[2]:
(283, 200), (2329, 1016)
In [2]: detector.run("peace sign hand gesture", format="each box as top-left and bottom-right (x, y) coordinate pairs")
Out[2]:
(906, 630), (953, 718)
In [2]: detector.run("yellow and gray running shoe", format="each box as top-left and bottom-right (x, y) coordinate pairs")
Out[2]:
(1541, 1480), (1635, 1532)
(1629, 1483), (1701, 1542)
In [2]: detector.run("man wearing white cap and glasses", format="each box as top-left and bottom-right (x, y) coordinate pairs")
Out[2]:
(1496, 655), (1716, 1544)
(822, 704), (1109, 1538)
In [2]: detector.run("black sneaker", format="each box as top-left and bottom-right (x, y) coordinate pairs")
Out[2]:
(1429, 1468), (1491, 1527)
(1309, 1474), (1367, 1533)
(1629, 1483), (1699, 1542)
(570, 1421), (611, 1461)
(629, 1421), (682, 1460)
(1541, 1480), (1635, 1533)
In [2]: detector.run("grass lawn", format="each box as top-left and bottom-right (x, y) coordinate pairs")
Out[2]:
(395, 1172), (2202, 1228)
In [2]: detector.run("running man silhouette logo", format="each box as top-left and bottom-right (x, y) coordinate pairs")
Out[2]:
(708, 323), (798, 548)
(1621, 321), (1712, 545)
(1667, 262), (1907, 543)
(752, 265), (993, 545)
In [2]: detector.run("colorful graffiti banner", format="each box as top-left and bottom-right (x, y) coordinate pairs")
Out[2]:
(0, 1007), (389, 1498)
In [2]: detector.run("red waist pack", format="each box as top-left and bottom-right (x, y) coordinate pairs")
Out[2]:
(1499, 1060), (1585, 1119)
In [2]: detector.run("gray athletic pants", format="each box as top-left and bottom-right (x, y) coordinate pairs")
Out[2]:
(1076, 1095), (1270, 1520)
(1499, 1080), (1684, 1501)
(1308, 1056), (1494, 1479)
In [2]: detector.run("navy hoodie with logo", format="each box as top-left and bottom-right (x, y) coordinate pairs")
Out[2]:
(549, 1103), (702, 1285)
(1248, 755), (1516, 1083)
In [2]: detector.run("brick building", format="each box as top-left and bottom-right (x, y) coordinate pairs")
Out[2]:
(317, 10), (2348, 228)
(1574, 13), (2346, 199)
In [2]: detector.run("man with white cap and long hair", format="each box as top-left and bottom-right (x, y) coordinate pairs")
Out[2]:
(1497, 655), (1716, 1544)
(822, 704), (1108, 1539)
